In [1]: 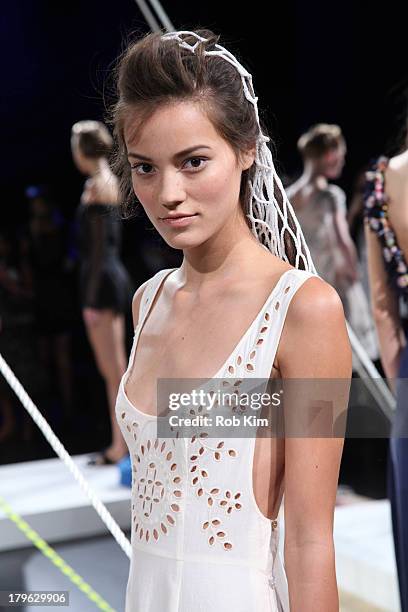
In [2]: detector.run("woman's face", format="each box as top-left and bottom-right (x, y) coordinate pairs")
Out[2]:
(318, 142), (347, 179)
(123, 101), (254, 250)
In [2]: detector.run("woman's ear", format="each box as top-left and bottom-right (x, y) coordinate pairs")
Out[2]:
(240, 147), (256, 171)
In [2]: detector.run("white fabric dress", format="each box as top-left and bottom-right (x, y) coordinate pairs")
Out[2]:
(116, 266), (315, 612)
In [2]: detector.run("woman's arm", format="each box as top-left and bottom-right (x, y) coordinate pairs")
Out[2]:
(277, 277), (352, 611)
(331, 188), (359, 274)
(364, 219), (405, 386)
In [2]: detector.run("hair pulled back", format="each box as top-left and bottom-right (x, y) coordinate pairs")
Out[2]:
(297, 123), (344, 160)
(72, 120), (113, 159)
(110, 29), (264, 218)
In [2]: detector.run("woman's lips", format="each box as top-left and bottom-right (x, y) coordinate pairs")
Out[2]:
(160, 214), (198, 228)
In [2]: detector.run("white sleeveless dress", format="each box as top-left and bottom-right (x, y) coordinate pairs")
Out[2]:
(116, 266), (315, 612)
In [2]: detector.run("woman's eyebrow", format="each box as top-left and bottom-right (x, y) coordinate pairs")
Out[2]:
(127, 145), (212, 162)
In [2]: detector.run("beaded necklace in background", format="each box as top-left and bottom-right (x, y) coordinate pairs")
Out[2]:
(364, 156), (408, 298)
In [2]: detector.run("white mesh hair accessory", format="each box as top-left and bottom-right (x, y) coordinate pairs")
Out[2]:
(161, 30), (317, 273)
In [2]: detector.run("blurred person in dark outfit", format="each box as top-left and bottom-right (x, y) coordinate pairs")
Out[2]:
(72, 120), (133, 465)
(20, 186), (76, 419)
(364, 141), (408, 611)
(0, 230), (47, 442)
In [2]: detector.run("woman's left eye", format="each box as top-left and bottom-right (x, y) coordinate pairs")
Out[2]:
(184, 157), (208, 171)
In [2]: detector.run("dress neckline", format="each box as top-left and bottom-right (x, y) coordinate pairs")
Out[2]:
(121, 266), (296, 419)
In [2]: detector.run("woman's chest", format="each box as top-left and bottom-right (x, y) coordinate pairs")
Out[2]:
(125, 300), (278, 413)
(133, 293), (273, 377)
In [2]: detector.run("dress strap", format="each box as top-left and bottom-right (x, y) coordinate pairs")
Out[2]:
(136, 268), (178, 329)
(252, 268), (317, 380)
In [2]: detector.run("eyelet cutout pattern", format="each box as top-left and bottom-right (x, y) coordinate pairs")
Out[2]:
(222, 283), (292, 378)
(120, 411), (139, 441)
(202, 517), (233, 550)
(131, 437), (183, 543)
(119, 277), (294, 554)
(190, 434), (240, 551)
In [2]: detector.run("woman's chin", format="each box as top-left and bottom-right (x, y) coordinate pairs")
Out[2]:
(162, 233), (207, 251)
(326, 168), (342, 180)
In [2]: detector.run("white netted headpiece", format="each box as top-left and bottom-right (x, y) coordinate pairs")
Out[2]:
(161, 30), (316, 273)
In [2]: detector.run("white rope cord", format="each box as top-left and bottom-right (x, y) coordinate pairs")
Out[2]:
(0, 352), (132, 560)
(148, 0), (174, 31)
(134, 0), (161, 32)
(161, 31), (317, 274)
(346, 322), (396, 417)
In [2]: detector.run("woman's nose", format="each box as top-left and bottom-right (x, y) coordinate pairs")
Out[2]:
(158, 170), (186, 208)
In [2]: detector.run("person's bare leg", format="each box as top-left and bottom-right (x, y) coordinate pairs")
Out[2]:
(107, 313), (128, 456)
(98, 313), (128, 459)
(84, 309), (128, 462)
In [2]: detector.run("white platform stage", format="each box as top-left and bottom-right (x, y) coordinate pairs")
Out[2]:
(0, 455), (401, 611)
(334, 498), (400, 611)
(0, 455), (131, 551)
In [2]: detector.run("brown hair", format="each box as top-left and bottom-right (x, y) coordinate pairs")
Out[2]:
(110, 29), (265, 219)
(297, 123), (344, 159)
(71, 120), (113, 159)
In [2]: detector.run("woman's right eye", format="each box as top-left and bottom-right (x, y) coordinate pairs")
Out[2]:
(131, 163), (154, 176)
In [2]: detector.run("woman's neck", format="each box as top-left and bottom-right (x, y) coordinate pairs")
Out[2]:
(178, 212), (277, 289)
(301, 161), (328, 190)
(89, 157), (111, 179)
(86, 158), (118, 205)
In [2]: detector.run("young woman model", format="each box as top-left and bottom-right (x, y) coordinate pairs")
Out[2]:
(287, 124), (378, 361)
(113, 31), (352, 611)
(71, 120), (131, 464)
(364, 147), (408, 612)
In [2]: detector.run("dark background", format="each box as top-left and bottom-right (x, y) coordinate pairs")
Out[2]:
(2, 0), (407, 220)
(1, 0), (406, 496)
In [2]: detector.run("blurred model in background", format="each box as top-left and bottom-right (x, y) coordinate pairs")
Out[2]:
(287, 123), (378, 360)
(364, 140), (408, 611)
(347, 167), (372, 303)
(20, 186), (75, 421)
(0, 229), (46, 443)
(71, 120), (132, 465)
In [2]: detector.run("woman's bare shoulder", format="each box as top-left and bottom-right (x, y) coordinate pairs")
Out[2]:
(268, 259), (346, 332)
(278, 274), (344, 352)
(289, 274), (344, 322)
(386, 150), (408, 198)
(388, 149), (408, 172)
(278, 274), (351, 376)
(82, 172), (119, 205)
